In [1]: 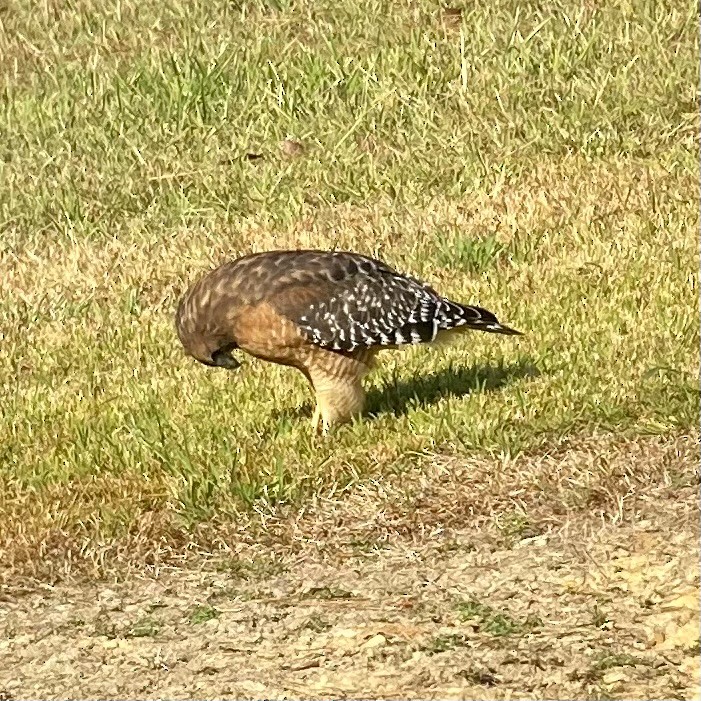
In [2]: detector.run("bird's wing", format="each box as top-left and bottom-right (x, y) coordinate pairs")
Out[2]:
(231, 250), (517, 352)
(263, 252), (446, 352)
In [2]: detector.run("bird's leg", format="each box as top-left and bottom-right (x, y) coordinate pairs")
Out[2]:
(311, 404), (322, 435)
(311, 402), (331, 435)
(306, 353), (371, 435)
(312, 380), (364, 434)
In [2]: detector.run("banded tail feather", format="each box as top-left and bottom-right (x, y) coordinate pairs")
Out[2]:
(437, 301), (523, 336)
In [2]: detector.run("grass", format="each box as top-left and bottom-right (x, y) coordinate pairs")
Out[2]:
(214, 554), (286, 579)
(422, 632), (472, 654)
(457, 598), (542, 636)
(188, 605), (220, 625)
(0, 0), (698, 580)
(302, 614), (332, 633)
(127, 615), (161, 638)
(569, 651), (652, 683)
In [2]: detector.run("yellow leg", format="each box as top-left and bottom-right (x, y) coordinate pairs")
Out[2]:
(312, 382), (365, 433)
(311, 404), (323, 435)
(304, 350), (375, 435)
(311, 403), (331, 436)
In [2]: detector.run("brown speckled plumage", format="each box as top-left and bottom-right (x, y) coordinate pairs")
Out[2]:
(175, 250), (521, 432)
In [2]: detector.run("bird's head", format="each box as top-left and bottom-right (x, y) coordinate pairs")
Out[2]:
(175, 297), (241, 370)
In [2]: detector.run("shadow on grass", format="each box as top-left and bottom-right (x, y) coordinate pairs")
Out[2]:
(366, 358), (540, 418)
(272, 358), (539, 423)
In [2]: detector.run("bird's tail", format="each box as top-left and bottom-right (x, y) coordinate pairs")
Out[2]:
(439, 301), (522, 336)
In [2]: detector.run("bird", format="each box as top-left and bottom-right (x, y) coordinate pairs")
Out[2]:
(175, 249), (521, 434)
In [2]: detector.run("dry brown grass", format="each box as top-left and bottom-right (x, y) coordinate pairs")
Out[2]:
(3, 428), (697, 579)
(1, 434), (698, 699)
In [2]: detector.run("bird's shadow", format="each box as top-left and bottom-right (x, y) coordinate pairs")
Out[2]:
(273, 358), (539, 423)
(365, 357), (540, 418)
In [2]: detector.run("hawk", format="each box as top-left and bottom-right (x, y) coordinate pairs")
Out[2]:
(175, 250), (521, 433)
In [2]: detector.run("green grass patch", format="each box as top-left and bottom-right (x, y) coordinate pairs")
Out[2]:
(188, 605), (220, 625)
(0, 0), (697, 578)
(569, 651), (653, 683)
(422, 633), (472, 655)
(127, 616), (161, 638)
(457, 598), (542, 636)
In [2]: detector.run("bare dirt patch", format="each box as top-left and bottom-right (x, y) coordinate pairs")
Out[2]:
(1, 435), (698, 700)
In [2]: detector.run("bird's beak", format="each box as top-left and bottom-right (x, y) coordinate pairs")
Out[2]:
(220, 354), (241, 370)
(211, 348), (241, 370)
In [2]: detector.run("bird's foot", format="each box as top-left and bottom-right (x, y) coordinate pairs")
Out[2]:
(311, 406), (330, 436)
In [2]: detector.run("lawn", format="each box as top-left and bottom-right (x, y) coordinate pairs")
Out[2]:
(0, 0), (698, 584)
